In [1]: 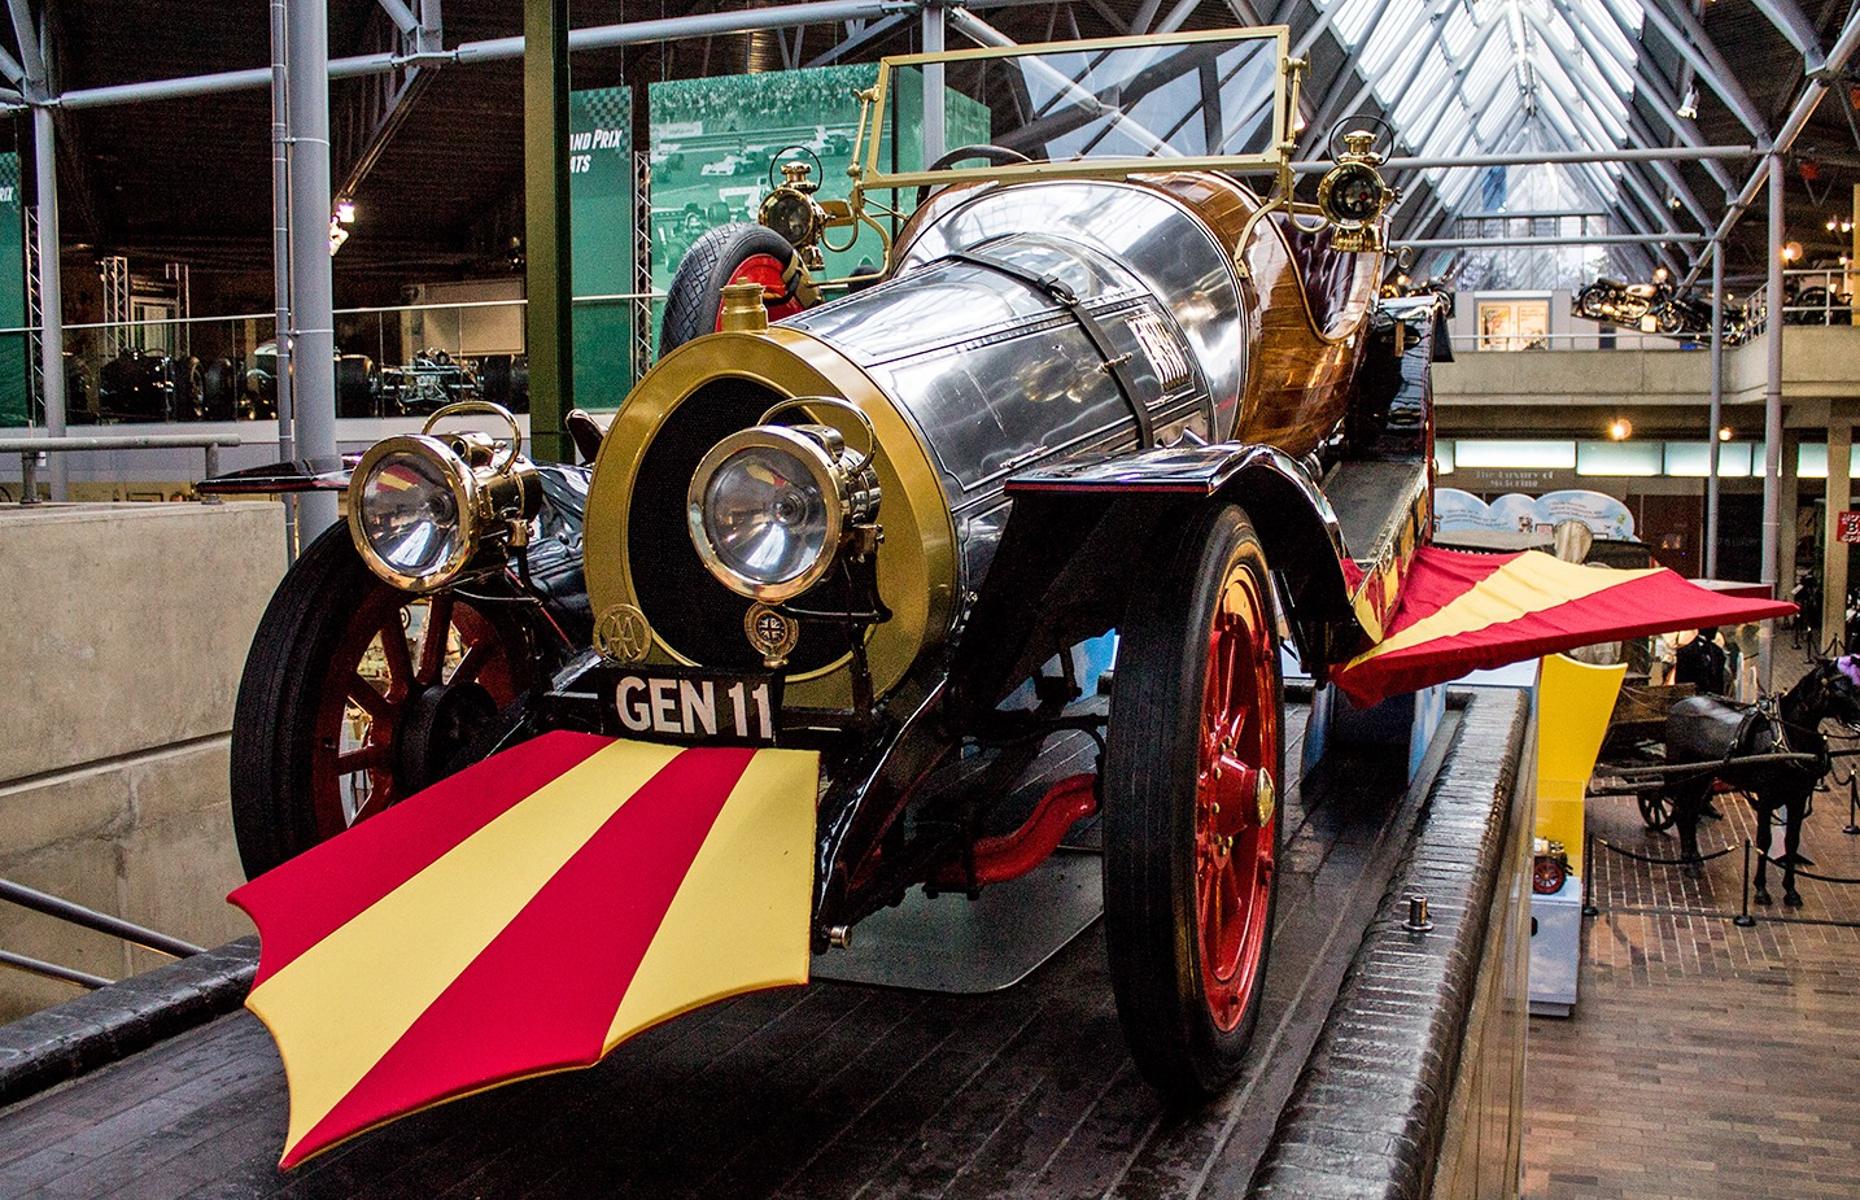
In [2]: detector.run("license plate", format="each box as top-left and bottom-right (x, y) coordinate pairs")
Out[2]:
(603, 667), (783, 746)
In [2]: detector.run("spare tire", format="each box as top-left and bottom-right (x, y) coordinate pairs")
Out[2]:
(658, 222), (811, 355)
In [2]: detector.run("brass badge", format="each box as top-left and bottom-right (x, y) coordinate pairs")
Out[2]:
(1256, 768), (1277, 828)
(744, 603), (800, 667)
(593, 603), (653, 664)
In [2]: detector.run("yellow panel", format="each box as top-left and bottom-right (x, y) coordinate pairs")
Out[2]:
(605, 747), (820, 1047)
(247, 739), (683, 1157)
(1535, 653), (1626, 876)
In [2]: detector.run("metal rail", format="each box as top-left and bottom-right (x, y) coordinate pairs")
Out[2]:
(0, 948), (111, 991)
(0, 433), (241, 505)
(0, 877), (204, 959)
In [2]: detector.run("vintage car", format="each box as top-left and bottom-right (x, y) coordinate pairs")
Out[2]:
(215, 27), (1436, 1107)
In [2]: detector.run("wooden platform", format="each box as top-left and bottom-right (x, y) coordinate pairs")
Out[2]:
(0, 701), (1476, 1199)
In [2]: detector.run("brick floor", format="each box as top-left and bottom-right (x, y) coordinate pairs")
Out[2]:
(1523, 658), (1860, 1200)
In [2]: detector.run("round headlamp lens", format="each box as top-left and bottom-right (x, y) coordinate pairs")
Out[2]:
(357, 449), (464, 580)
(702, 444), (831, 589)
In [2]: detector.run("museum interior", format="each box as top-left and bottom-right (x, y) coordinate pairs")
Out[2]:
(2, 1), (1859, 1197)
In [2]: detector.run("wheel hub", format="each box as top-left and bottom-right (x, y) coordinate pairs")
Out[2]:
(395, 679), (498, 794)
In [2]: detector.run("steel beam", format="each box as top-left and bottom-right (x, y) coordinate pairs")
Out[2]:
(1400, 233), (1708, 249)
(1706, 239), (1723, 578)
(269, 0), (295, 556)
(804, 11), (908, 67)
(31, 104), (62, 499)
(1640, 0), (1770, 140)
(287, 0), (339, 535)
(1762, 153), (1785, 685)
(1682, 4), (1860, 287)
(1752, 0), (1824, 65)
(922, 1), (945, 165)
(1295, 143), (1754, 174)
(55, 0), (907, 109)
(376, 0), (419, 36)
(523, 0), (571, 464)
(5, 0), (41, 92)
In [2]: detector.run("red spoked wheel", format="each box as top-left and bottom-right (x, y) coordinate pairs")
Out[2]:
(659, 223), (813, 355)
(1103, 503), (1283, 1096)
(230, 525), (532, 880)
(1195, 567), (1280, 1032)
(712, 253), (808, 333)
(309, 588), (523, 839)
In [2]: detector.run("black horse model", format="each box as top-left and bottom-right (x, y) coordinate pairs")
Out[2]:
(1663, 656), (1860, 907)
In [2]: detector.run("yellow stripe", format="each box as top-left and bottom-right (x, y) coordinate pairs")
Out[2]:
(247, 739), (683, 1158)
(604, 748), (819, 1048)
(1347, 553), (1663, 669)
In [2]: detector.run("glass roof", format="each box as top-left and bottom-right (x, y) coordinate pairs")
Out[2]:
(1316, 0), (1658, 281)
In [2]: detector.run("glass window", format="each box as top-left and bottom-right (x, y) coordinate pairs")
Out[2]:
(1452, 439), (1577, 469)
(1576, 440), (1661, 476)
(1664, 442), (1754, 478)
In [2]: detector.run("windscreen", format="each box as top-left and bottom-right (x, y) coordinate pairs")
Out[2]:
(865, 28), (1289, 190)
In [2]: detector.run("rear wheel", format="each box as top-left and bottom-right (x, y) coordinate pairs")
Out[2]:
(231, 525), (530, 879)
(1638, 788), (1676, 831)
(659, 223), (810, 354)
(1103, 504), (1283, 1096)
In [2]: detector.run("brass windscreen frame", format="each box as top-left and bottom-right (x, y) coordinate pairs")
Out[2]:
(860, 26), (1293, 191)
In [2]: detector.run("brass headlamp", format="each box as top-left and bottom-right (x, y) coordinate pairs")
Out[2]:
(686, 396), (882, 603)
(759, 160), (829, 269)
(348, 401), (540, 593)
(1316, 130), (1393, 254)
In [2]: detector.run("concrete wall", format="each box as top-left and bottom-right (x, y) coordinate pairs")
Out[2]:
(0, 502), (283, 1019)
(1436, 324), (1860, 412)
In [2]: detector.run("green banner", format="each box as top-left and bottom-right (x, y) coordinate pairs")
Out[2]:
(568, 86), (635, 410)
(0, 153), (26, 427)
(647, 65), (990, 291)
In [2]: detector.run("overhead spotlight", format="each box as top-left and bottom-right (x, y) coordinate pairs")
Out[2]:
(335, 198), (357, 225)
(1844, 219), (1855, 234)
(1718, 426), (1734, 442)
(1653, 265), (1670, 283)
(1677, 85), (1698, 120)
(1829, 215), (1841, 232)
(1784, 241), (1804, 263)
(1668, 192), (1682, 209)
(1608, 417), (1633, 442)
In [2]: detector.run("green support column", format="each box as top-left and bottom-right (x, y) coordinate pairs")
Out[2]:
(524, 0), (572, 462)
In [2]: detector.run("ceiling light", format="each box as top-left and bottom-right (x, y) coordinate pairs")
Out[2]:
(1784, 242), (1803, 263)
(1677, 86), (1698, 120)
(1718, 426), (1734, 441)
(1608, 418), (1633, 442)
(336, 199), (357, 224)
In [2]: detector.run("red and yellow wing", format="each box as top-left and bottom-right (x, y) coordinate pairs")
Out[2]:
(229, 731), (818, 1167)
(1333, 547), (1796, 707)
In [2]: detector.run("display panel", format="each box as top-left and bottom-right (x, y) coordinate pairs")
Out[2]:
(864, 27), (1290, 190)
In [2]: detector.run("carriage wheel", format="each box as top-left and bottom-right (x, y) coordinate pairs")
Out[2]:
(1637, 788), (1677, 832)
(658, 223), (810, 355)
(1103, 504), (1282, 1096)
(230, 525), (529, 879)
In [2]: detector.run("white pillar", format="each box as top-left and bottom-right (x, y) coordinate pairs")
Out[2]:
(1760, 153), (1785, 687)
(31, 103), (63, 500)
(1825, 419), (1852, 650)
(922, 2), (945, 165)
(1705, 240), (1724, 577)
(287, 0), (339, 535)
(269, 0), (297, 557)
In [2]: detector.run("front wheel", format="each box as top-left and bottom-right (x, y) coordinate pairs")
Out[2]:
(230, 525), (533, 879)
(1103, 504), (1283, 1096)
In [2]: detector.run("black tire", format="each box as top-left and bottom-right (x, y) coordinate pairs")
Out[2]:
(1103, 503), (1284, 1096)
(659, 222), (804, 355)
(231, 524), (382, 879)
(231, 525), (536, 879)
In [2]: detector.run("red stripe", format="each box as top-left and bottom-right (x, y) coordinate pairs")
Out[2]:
(1336, 569), (1794, 707)
(280, 744), (758, 1167)
(231, 731), (612, 988)
(1378, 547), (1516, 638)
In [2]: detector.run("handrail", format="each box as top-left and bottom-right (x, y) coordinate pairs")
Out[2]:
(0, 877), (204, 960)
(4, 432), (241, 506)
